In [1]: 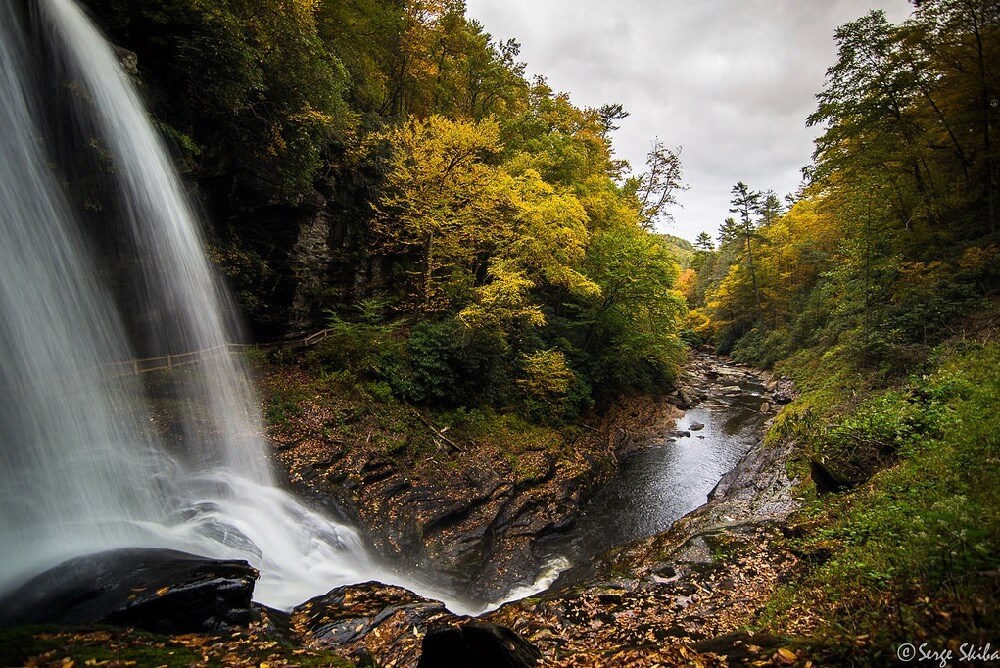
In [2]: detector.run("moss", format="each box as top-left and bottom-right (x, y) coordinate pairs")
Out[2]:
(0, 626), (209, 667)
(759, 341), (1000, 658)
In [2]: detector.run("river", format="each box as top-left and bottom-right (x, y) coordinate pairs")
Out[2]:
(532, 356), (771, 589)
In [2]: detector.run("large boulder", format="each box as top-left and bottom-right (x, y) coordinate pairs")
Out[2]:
(418, 620), (541, 668)
(292, 581), (538, 668)
(292, 582), (454, 666)
(0, 548), (258, 633)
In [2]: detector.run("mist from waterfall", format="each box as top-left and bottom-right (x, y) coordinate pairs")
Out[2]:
(0, 0), (480, 613)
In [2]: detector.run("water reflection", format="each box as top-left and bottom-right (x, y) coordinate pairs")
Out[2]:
(540, 374), (767, 565)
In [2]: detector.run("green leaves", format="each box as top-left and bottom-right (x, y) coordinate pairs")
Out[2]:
(581, 227), (686, 388)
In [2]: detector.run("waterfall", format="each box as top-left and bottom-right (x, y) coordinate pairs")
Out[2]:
(0, 0), (400, 611)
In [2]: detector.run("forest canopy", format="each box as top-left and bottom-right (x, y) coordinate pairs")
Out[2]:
(682, 1), (998, 372)
(82, 0), (689, 417)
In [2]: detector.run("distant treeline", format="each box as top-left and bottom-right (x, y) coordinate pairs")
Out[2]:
(682, 3), (998, 373)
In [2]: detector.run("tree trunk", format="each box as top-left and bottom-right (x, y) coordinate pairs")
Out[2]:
(423, 232), (434, 311)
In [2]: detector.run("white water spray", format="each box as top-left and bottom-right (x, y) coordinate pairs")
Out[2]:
(0, 0), (561, 617)
(0, 0), (472, 612)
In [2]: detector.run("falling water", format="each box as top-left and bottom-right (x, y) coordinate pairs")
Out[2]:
(0, 0), (426, 611)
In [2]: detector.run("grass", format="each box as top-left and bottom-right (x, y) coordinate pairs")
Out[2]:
(757, 340), (1000, 663)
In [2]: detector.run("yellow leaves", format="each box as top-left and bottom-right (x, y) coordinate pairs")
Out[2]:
(517, 350), (575, 398)
(958, 244), (999, 272)
(677, 268), (698, 305)
(376, 115), (605, 324)
(459, 262), (545, 330)
(290, 0), (321, 17)
(376, 117), (505, 225)
(373, 115), (511, 309)
(379, 116), (502, 191)
(289, 106), (334, 129)
(773, 647), (798, 665)
(507, 169), (599, 299)
(686, 308), (714, 337)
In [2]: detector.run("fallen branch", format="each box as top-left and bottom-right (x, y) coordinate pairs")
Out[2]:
(407, 405), (465, 452)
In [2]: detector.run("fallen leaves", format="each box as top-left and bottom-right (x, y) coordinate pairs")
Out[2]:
(18, 618), (349, 668)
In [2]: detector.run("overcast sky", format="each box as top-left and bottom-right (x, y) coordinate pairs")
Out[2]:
(463, 0), (914, 242)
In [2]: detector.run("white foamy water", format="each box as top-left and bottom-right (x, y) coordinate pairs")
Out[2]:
(0, 0), (525, 616)
(0, 0), (564, 618)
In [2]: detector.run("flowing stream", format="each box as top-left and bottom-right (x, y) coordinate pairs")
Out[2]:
(536, 366), (769, 578)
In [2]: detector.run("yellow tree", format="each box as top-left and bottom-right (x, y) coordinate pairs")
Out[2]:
(374, 115), (511, 311)
(755, 199), (838, 327)
(459, 169), (599, 332)
(375, 117), (598, 329)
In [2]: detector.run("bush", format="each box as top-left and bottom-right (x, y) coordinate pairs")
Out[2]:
(305, 299), (403, 378)
(730, 327), (791, 368)
(516, 349), (575, 420)
(763, 342), (1000, 652)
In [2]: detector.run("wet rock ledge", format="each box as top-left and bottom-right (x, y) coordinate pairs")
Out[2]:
(0, 551), (540, 668)
(0, 548), (258, 634)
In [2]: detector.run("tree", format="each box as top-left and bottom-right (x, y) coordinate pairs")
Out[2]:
(627, 140), (687, 227)
(502, 77), (619, 188)
(759, 190), (785, 227)
(720, 181), (764, 313)
(459, 169), (599, 334)
(580, 227), (686, 387)
(373, 116), (510, 311)
(596, 103), (629, 138)
(694, 231), (714, 251)
(905, 0), (1000, 235)
(86, 0), (353, 201)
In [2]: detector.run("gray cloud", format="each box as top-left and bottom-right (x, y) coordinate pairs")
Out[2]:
(464, 0), (913, 241)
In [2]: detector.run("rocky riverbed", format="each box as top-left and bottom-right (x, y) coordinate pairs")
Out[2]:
(262, 365), (689, 607)
(281, 353), (804, 667)
(1, 354), (803, 667)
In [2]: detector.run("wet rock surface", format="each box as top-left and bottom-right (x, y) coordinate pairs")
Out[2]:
(289, 581), (539, 668)
(0, 548), (258, 634)
(418, 621), (541, 668)
(482, 355), (803, 666)
(269, 353), (801, 665)
(266, 364), (683, 604)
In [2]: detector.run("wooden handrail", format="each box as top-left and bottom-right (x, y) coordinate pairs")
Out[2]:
(104, 326), (334, 377)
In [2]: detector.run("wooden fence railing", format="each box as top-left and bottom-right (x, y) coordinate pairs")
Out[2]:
(104, 327), (334, 377)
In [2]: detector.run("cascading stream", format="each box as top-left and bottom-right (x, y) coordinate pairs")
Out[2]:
(0, 0), (488, 615)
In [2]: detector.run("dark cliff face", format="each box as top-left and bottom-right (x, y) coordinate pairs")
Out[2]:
(60, 2), (386, 340)
(205, 182), (379, 339)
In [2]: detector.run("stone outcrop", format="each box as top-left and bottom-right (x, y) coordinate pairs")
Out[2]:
(289, 581), (539, 668)
(269, 371), (684, 604)
(0, 548), (258, 634)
